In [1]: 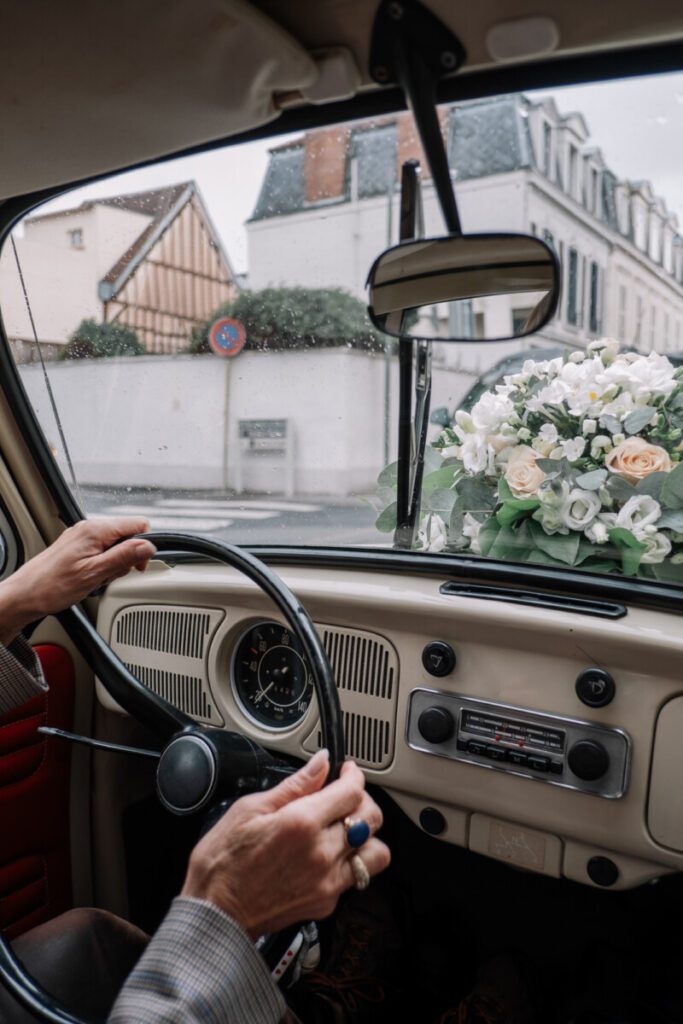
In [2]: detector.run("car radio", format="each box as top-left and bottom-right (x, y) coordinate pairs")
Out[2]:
(406, 688), (630, 798)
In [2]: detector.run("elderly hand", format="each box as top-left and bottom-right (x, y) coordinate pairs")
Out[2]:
(0, 517), (156, 644)
(180, 749), (390, 938)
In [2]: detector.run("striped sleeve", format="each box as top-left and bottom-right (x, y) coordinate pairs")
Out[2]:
(108, 897), (287, 1024)
(0, 635), (46, 713)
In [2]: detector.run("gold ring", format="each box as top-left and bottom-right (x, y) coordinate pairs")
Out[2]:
(350, 853), (370, 891)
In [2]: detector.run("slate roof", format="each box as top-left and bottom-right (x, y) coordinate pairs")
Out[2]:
(251, 144), (305, 219)
(448, 95), (535, 180)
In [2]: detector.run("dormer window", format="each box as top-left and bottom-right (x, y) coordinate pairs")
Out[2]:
(543, 121), (552, 176)
(68, 228), (83, 248)
(568, 145), (578, 199)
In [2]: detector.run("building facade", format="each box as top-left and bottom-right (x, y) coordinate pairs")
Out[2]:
(247, 94), (683, 377)
(0, 182), (239, 361)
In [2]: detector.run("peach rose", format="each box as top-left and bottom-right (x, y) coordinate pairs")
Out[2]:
(605, 436), (672, 484)
(504, 445), (545, 497)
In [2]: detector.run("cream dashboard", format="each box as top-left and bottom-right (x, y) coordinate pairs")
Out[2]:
(95, 556), (683, 891)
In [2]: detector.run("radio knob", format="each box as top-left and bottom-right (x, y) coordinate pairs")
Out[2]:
(417, 706), (454, 744)
(567, 740), (609, 781)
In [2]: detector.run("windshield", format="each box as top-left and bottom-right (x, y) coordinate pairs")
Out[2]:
(2, 72), (683, 585)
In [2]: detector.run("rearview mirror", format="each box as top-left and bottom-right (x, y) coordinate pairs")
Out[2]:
(367, 233), (559, 342)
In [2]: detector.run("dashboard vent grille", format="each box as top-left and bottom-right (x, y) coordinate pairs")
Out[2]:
(343, 711), (391, 764)
(115, 608), (212, 659)
(125, 663), (213, 721)
(307, 625), (398, 769)
(107, 604), (224, 725)
(322, 629), (394, 700)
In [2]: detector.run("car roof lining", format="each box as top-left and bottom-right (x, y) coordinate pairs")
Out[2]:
(2, 0), (683, 206)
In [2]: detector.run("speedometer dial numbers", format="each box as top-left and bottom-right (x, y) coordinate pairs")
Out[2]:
(232, 621), (313, 729)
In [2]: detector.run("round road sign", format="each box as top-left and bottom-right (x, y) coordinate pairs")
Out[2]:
(208, 317), (246, 357)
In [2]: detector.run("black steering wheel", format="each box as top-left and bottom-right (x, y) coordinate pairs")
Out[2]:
(0, 533), (345, 1024)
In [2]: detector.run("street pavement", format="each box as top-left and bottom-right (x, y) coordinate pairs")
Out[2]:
(83, 487), (381, 547)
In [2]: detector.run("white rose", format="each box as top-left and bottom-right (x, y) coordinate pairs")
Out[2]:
(640, 532), (672, 564)
(559, 488), (601, 531)
(615, 495), (662, 539)
(417, 513), (448, 552)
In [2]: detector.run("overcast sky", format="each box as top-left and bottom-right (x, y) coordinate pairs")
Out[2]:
(40, 68), (683, 275)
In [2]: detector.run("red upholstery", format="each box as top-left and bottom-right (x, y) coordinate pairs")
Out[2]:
(0, 645), (75, 939)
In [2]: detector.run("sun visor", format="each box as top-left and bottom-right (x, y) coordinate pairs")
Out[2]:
(0, 0), (319, 200)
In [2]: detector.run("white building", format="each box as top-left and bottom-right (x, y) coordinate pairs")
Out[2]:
(247, 94), (683, 385)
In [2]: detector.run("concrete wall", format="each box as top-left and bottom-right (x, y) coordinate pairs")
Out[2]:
(18, 350), (474, 496)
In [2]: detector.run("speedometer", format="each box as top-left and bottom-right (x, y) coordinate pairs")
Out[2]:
(231, 621), (313, 729)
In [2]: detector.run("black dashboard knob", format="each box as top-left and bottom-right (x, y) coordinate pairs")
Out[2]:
(576, 668), (615, 708)
(418, 706), (454, 744)
(567, 739), (610, 781)
(422, 641), (456, 677)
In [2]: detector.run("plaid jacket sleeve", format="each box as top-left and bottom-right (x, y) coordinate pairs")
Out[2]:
(108, 897), (286, 1024)
(0, 634), (47, 713)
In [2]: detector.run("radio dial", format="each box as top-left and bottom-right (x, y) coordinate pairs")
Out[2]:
(568, 739), (610, 781)
(417, 706), (454, 744)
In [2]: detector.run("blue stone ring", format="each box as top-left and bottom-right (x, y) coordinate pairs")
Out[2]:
(344, 816), (370, 849)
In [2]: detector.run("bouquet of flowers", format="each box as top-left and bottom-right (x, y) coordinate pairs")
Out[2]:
(375, 339), (683, 581)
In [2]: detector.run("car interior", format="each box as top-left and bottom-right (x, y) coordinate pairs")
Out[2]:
(3, 1), (683, 1022)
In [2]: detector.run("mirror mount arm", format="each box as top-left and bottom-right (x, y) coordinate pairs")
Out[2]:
(369, 0), (466, 236)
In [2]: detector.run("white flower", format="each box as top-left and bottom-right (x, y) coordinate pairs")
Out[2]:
(517, 427), (532, 442)
(417, 513), (448, 552)
(640, 532), (672, 564)
(559, 488), (601, 531)
(582, 419), (597, 435)
(614, 495), (662, 539)
(462, 513), (482, 554)
(569, 350), (585, 363)
(454, 409), (475, 434)
(585, 513), (617, 545)
(459, 433), (488, 474)
(539, 423), (558, 443)
(470, 391), (514, 434)
(599, 352), (677, 403)
(559, 436), (586, 461)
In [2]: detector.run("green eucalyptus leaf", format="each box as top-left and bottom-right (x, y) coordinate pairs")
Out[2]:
(377, 461), (398, 488)
(651, 560), (683, 584)
(424, 444), (444, 474)
(422, 465), (459, 494)
(425, 488), (458, 514)
(656, 508), (683, 531)
(497, 477), (513, 502)
(375, 501), (397, 533)
(478, 519), (500, 557)
(635, 471), (667, 500)
(661, 462), (683, 509)
(607, 527), (647, 549)
(599, 414), (622, 435)
(575, 468), (608, 490)
(496, 499), (540, 528)
(376, 486), (396, 507)
(606, 474), (638, 502)
(623, 406), (656, 434)
(528, 520), (580, 565)
(456, 476), (497, 511)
